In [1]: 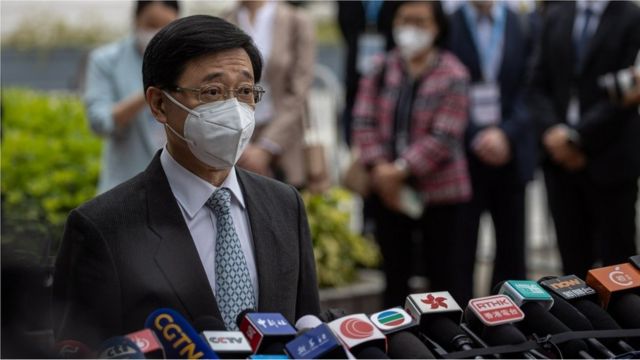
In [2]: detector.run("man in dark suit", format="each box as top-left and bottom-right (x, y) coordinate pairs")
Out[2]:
(53, 15), (320, 347)
(447, 1), (535, 303)
(529, 1), (640, 278)
(336, 1), (397, 146)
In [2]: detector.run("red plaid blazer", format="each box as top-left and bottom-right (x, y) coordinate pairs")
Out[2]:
(352, 49), (472, 205)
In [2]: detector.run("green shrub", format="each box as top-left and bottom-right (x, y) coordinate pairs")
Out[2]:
(1, 88), (102, 255)
(303, 187), (380, 287)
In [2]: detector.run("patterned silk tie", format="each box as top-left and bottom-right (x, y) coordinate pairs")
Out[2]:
(206, 187), (255, 330)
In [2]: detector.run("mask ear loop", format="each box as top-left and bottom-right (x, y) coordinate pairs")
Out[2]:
(162, 90), (197, 145)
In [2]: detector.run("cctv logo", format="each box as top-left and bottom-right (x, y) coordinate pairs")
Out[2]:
(209, 336), (245, 344)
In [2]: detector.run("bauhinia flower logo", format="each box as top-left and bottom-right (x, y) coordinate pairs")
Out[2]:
(421, 294), (448, 309)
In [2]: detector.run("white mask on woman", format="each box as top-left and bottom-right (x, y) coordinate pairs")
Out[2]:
(163, 92), (255, 168)
(393, 26), (435, 60)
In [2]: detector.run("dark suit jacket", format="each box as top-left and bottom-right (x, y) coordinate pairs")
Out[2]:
(337, 1), (397, 144)
(528, 1), (640, 185)
(53, 151), (320, 346)
(447, 6), (536, 184)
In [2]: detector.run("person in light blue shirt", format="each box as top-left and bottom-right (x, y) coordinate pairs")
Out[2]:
(84, 1), (179, 193)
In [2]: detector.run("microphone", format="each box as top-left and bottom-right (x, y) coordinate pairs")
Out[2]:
(318, 308), (348, 323)
(124, 329), (165, 359)
(608, 292), (640, 330)
(145, 308), (219, 359)
(327, 313), (389, 359)
(586, 262), (640, 343)
(369, 308), (435, 359)
(496, 280), (593, 358)
(96, 336), (144, 359)
(54, 340), (94, 359)
(236, 310), (297, 355)
(535, 277), (615, 357)
(284, 315), (348, 359)
(539, 274), (636, 353)
(464, 295), (537, 359)
(405, 291), (482, 355)
(586, 262), (640, 308)
(195, 316), (253, 359)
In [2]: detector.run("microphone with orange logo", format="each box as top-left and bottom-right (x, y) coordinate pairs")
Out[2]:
(586, 262), (640, 331)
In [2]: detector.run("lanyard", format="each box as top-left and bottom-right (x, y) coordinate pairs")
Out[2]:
(463, 3), (506, 82)
(363, 0), (384, 26)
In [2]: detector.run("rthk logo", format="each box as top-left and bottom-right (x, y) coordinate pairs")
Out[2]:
(421, 294), (448, 309)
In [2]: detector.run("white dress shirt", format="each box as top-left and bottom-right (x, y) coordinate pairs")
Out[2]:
(573, 0), (609, 45)
(160, 148), (259, 302)
(567, 0), (609, 125)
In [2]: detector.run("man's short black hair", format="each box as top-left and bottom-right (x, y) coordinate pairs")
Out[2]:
(135, 1), (180, 19)
(392, 1), (449, 48)
(142, 15), (263, 91)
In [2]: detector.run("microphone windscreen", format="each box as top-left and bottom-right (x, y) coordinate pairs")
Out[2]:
(235, 308), (255, 329)
(519, 302), (589, 357)
(421, 316), (466, 352)
(295, 315), (323, 332)
(572, 299), (622, 330)
(463, 306), (483, 333)
(318, 308), (347, 323)
(352, 346), (390, 359)
(194, 316), (227, 332)
(481, 324), (528, 346)
(492, 281), (506, 295)
(548, 293), (594, 331)
(97, 336), (144, 359)
(55, 340), (94, 359)
(259, 341), (286, 355)
(387, 331), (435, 359)
(145, 308), (218, 359)
(608, 293), (640, 329)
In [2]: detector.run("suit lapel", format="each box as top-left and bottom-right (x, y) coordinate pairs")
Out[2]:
(581, 2), (615, 74)
(458, 11), (483, 81)
(497, 12), (517, 85)
(236, 170), (280, 311)
(145, 151), (222, 321)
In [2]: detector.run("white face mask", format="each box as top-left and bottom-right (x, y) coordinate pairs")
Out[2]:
(135, 29), (158, 51)
(163, 92), (255, 169)
(393, 26), (434, 60)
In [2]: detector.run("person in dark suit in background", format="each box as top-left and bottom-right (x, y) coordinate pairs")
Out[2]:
(529, 1), (640, 278)
(447, 0), (535, 303)
(337, 1), (397, 146)
(53, 15), (320, 347)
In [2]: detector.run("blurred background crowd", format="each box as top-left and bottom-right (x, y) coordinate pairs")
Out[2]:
(2, 0), (640, 357)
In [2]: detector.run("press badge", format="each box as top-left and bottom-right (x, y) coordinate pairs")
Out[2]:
(357, 33), (385, 75)
(470, 82), (502, 126)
